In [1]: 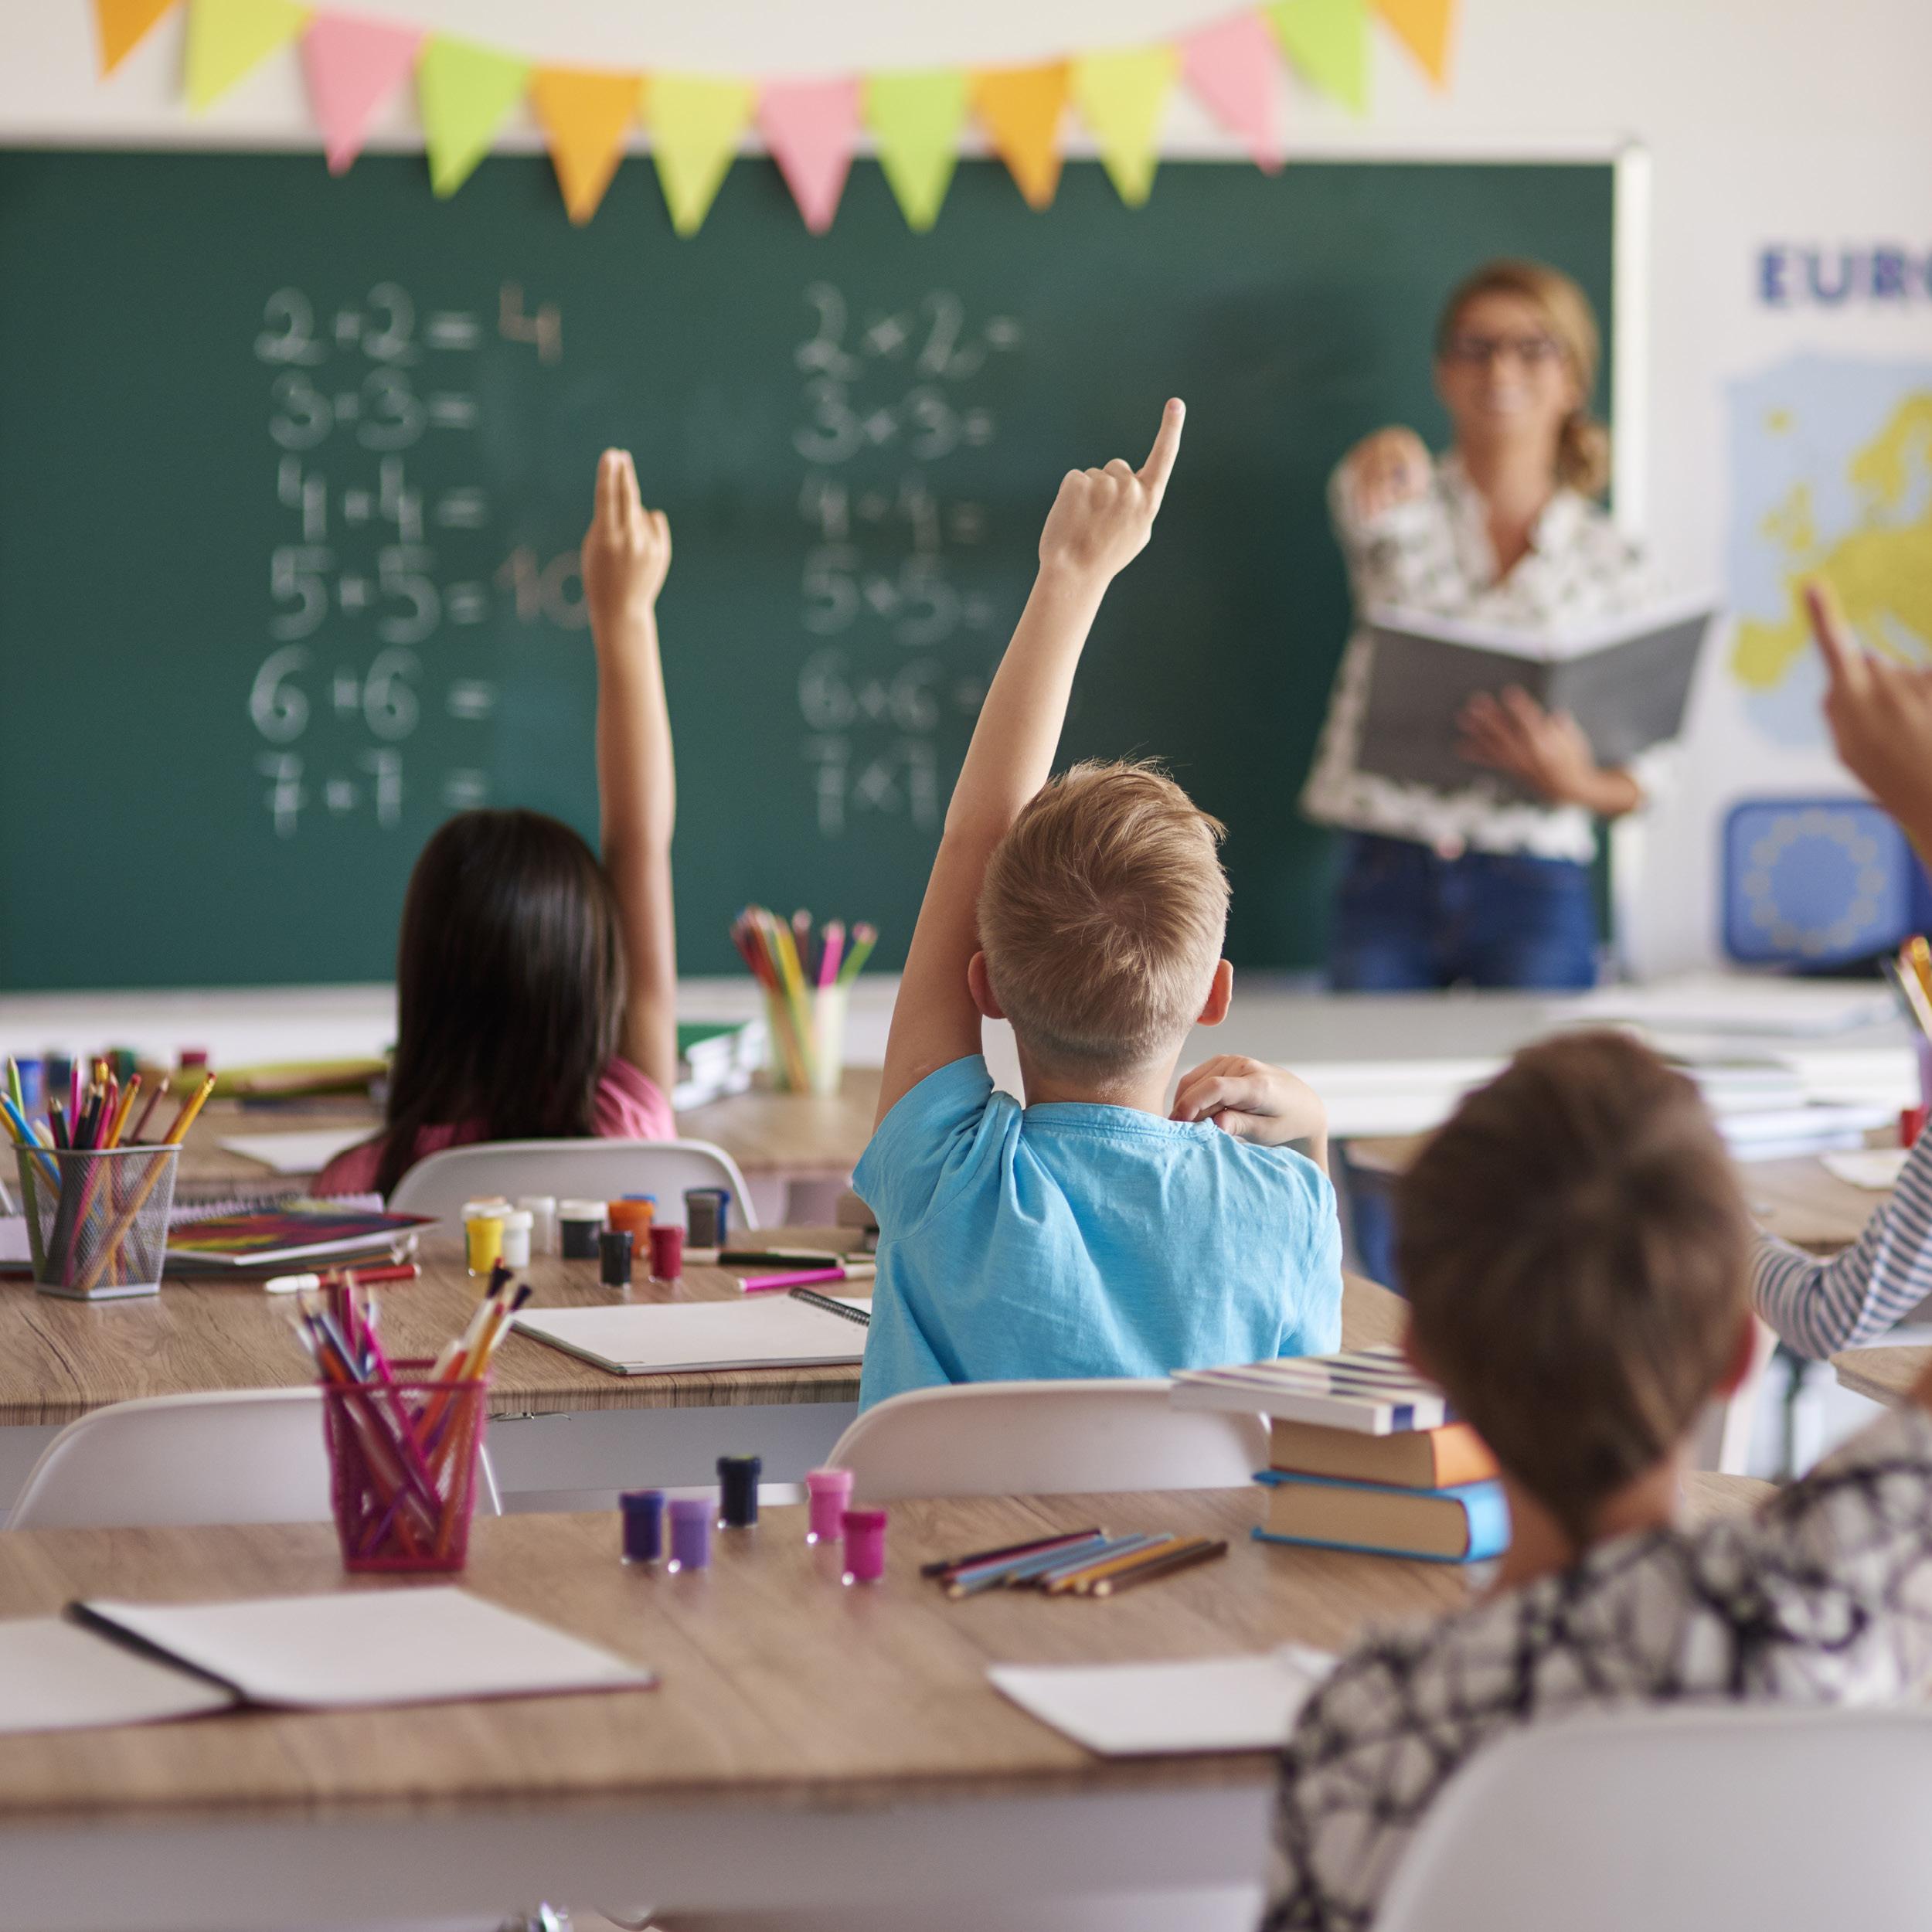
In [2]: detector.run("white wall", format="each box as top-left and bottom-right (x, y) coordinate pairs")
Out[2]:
(7, 0), (1931, 973)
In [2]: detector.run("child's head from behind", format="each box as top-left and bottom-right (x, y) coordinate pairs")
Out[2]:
(379, 809), (624, 1195)
(975, 760), (1229, 1080)
(1397, 1032), (1753, 1546)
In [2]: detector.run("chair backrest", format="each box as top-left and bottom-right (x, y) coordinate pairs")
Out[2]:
(1374, 1704), (1932, 1932)
(387, 1138), (759, 1230)
(826, 1380), (1268, 1503)
(9, 1388), (502, 1530)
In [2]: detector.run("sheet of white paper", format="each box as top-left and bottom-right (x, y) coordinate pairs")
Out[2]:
(513, 1297), (869, 1376)
(0, 1617), (235, 1733)
(0, 1216), (31, 1265)
(77, 1587), (654, 1711)
(1571, 976), (1901, 1039)
(1823, 1147), (1913, 1191)
(217, 1128), (371, 1175)
(988, 1647), (1335, 1757)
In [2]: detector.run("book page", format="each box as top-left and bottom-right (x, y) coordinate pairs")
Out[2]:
(0, 1617), (236, 1733)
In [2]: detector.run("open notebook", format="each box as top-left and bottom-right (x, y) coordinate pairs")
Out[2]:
(512, 1295), (872, 1376)
(0, 1587), (652, 1735)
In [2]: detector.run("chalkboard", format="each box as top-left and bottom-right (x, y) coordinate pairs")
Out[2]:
(0, 150), (1613, 990)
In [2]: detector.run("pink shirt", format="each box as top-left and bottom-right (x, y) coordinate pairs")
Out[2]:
(314, 1057), (676, 1199)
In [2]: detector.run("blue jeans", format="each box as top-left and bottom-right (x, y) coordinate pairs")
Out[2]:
(1329, 833), (1599, 1287)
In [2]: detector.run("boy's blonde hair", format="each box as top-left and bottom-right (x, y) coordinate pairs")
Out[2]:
(978, 759), (1228, 1073)
(1396, 1032), (1752, 1546)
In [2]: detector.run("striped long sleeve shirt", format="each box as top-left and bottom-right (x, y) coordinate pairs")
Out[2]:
(1752, 1131), (1932, 1359)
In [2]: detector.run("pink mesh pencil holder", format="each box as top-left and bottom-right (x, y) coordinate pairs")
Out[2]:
(321, 1360), (488, 1573)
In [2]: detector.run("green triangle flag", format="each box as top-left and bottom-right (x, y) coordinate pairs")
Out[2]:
(649, 75), (754, 236)
(417, 36), (529, 198)
(185, 0), (308, 113)
(1070, 46), (1175, 207)
(1265, 0), (1371, 113)
(865, 70), (968, 232)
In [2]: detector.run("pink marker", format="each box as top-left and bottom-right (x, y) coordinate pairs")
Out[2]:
(740, 1265), (851, 1294)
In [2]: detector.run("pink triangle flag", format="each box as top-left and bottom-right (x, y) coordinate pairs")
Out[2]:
(302, 12), (423, 174)
(1180, 12), (1283, 172)
(758, 77), (859, 233)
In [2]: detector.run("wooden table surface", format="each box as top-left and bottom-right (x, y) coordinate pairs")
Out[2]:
(0, 1226), (1407, 1432)
(1348, 1132), (1889, 1257)
(0, 1472), (1767, 1829)
(1832, 1346), (1927, 1406)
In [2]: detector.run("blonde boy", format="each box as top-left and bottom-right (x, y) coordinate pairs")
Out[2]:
(855, 401), (1342, 1408)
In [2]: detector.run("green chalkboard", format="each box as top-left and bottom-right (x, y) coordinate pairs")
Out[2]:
(0, 150), (1613, 990)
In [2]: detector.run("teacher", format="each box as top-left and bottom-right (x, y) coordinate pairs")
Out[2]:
(1301, 258), (1660, 992)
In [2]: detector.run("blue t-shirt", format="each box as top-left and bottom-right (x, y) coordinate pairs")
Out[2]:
(853, 1056), (1343, 1410)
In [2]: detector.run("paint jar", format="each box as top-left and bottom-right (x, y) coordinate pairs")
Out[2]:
(515, 1195), (558, 1257)
(560, 1199), (606, 1260)
(648, 1223), (684, 1282)
(805, 1467), (853, 1545)
(599, 1228), (634, 1289)
(842, 1508), (887, 1585)
(461, 1200), (508, 1277)
(668, 1498), (711, 1573)
(498, 1209), (533, 1270)
(620, 1489), (665, 1563)
(717, 1454), (760, 1528)
(607, 1196), (656, 1243)
(685, 1187), (731, 1250)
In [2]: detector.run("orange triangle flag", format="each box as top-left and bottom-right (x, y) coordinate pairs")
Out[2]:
(1373, 0), (1457, 85)
(94, 0), (178, 76)
(531, 67), (644, 224)
(971, 63), (1070, 211)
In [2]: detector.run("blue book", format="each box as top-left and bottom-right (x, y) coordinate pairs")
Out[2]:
(1253, 1468), (1510, 1565)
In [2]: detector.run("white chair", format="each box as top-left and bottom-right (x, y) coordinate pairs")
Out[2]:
(9, 1388), (502, 1529)
(387, 1138), (759, 1230)
(825, 1379), (1267, 1502)
(1692, 1313), (1781, 1476)
(1375, 1704), (1932, 1932)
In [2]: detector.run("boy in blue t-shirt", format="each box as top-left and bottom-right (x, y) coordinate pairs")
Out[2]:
(855, 400), (1342, 1410)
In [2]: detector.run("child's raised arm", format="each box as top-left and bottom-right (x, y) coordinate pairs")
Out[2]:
(581, 449), (678, 1105)
(876, 399), (1185, 1121)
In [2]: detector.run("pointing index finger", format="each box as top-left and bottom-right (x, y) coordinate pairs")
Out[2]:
(1804, 580), (1866, 692)
(1138, 398), (1185, 503)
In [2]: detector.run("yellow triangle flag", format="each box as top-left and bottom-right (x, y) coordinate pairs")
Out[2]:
(185, 0), (308, 112)
(531, 67), (643, 225)
(417, 36), (530, 198)
(648, 74), (754, 236)
(865, 70), (968, 233)
(1070, 46), (1175, 208)
(971, 63), (1070, 211)
(1265, 0), (1370, 114)
(95, 0), (178, 77)
(1373, 0), (1456, 85)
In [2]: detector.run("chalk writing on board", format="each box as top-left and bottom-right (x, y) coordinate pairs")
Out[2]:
(790, 285), (1021, 838)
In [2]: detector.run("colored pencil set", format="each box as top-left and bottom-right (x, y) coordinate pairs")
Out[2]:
(730, 906), (876, 1094)
(1889, 936), (1932, 1121)
(299, 1260), (526, 1572)
(3, 1055), (214, 1296)
(923, 1526), (1230, 1600)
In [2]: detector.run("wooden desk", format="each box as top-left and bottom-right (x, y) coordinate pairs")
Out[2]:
(0, 1473), (1767, 1930)
(1348, 1133), (1889, 1257)
(0, 1225), (1405, 1512)
(1832, 1346), (1927, 1406)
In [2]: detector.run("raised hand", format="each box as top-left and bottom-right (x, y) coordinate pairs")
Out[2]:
(1807, 580), (1932, 855)
(582, 448), (672, 640)
(1347, 427), (1432, 520)
(1172, 1055), (1329, 1165)
(1037, 398), (1185, 583)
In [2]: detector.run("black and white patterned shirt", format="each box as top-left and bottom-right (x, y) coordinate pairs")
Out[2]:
(1301, 451), (1662, 862)
(1753, 1129), (1932, 1358)
(1264, 1404), (1932, 1931)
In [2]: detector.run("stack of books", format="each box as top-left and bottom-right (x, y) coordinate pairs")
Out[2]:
(1170, 1347), (1508, 1563)
(672, 1019), (766, 1111)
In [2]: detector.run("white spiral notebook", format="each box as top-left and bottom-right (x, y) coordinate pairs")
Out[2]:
(512, 1294), (871, 1376)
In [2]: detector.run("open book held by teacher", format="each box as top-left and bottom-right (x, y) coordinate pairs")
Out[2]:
(1357, 594), (1716, 798)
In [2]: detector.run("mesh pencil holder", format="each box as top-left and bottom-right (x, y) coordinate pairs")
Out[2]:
(762, 984), (848, 1096)
(321, 1362), (488, 1573)
(15, 1144), (178, 1301)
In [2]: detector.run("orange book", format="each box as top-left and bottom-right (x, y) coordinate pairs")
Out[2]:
(1267, 1417), (1498, 1491)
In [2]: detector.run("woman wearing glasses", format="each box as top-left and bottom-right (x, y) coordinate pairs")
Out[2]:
(1302, 259), (1659, 992)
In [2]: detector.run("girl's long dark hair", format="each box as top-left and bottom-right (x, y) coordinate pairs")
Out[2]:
(373, 810), (626, 1199)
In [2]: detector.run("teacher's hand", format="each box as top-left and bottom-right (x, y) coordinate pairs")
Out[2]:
(1346, 427), (1432, 520)
(1458, 688), (1642, 816)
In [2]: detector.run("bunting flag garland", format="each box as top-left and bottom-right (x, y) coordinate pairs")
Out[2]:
(1069, 46), (1177, 208)
(95, 1), (1464, 227)
(417, 35), (529, 197)
(1179, 12), (1284, 172)
(185, 0), (308, 113)
(1264, 0), (1369, 116)
(647, 74), (754, 236)
(531, 66), (642, 223)
(971, 63), (1070, 212)
(1372, 0), (1457, 84)
(866, 69), (971, 233)
(757, 77), (860, 234)
(301, 12), (423, 172)
(93, 0), (178, 77)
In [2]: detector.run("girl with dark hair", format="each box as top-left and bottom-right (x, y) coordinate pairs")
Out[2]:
(318, 450), (680, 1199)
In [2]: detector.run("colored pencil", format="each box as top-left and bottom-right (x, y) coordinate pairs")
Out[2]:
(1043, 1533), (1183, 1594)
(1089, 1538), (1230, 1597)
(920, 1528), (1105, 1579)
